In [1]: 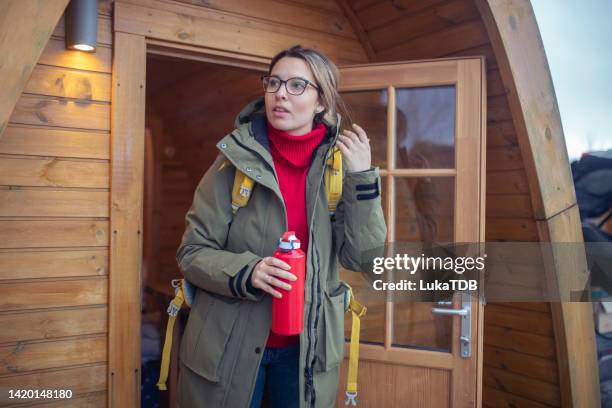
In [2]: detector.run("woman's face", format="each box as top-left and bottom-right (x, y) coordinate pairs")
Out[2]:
(264, 57), (324, 135)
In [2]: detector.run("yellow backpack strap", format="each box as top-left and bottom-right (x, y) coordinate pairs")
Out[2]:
(157, 279), (188, 391)
(219, 159), (255, 214)
(217, 159), (231, 171)
(344, 284), (366, 406)
(325, 147), (343, 215)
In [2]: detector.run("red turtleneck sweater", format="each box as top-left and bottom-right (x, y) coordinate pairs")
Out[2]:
(265, 119), (326, 348)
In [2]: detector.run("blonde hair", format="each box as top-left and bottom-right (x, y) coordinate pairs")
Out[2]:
(267, 45), (352, 130)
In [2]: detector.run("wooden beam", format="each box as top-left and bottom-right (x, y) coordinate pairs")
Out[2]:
(108, 31), (146, 408)
(0, 0), (69, 138)
(537, 206), (600, 407)
(114, 0), (369, 64)
(335, 0), (376, 61)
(476, 1), (598, 406)
(475, 0), (575, 220)
(171, 0), (357, 40)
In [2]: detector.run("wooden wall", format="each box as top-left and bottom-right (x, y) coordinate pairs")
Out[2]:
(0, 1), (113, 406)
(340, 0), (563, 406)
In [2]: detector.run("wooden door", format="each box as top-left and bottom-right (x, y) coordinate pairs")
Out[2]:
(335, 58), (486, 407)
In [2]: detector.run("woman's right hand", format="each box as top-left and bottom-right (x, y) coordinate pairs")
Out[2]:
(250, 257), (297, 299)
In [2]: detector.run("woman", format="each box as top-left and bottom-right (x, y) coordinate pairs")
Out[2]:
(176, 45), (386, 408)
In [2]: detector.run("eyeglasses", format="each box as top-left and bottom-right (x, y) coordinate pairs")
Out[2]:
(261, 75), (321, 96)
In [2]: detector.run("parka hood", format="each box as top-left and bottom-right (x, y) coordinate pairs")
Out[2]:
(233, 95), (267, 128)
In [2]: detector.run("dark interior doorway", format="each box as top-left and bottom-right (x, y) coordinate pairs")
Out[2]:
(140, 53), (262, 408)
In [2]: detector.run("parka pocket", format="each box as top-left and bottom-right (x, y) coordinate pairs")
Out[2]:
(179, 289), (240, 382)
(315, 281), (350, 372)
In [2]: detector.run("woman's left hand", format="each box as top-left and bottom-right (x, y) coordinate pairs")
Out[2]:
(336, 123), (371, 173)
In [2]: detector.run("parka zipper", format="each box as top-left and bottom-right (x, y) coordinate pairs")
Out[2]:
(304, 117), (342, 408)
(304, 153), (327, 408)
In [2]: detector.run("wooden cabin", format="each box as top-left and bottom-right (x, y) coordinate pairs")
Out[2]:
(0, 0), (600, 407)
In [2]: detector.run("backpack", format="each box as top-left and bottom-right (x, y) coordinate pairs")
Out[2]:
(157, 148), (367, 406)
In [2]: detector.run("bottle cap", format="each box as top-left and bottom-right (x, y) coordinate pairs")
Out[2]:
(279, 231), (301, 250)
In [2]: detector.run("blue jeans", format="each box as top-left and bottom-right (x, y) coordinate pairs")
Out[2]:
(249, 343), (300, 408)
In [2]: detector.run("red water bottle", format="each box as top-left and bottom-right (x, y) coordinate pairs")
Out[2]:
(271, 231), (305, 335)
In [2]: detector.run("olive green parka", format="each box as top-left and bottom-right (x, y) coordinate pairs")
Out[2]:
(176, 96), (387, 408)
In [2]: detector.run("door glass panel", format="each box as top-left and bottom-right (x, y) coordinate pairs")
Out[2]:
(341, 90), (387, 169)
(392, 177), (454, 351)
(395, 86), (455, 169)
(395, 177), (454, 243)
(392, 301), (452, 351)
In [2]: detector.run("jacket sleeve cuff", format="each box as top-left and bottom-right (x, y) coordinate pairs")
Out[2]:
(344, 166), (381, 202)
(244, 259), (265, 301)
(228, 255), (264, 301)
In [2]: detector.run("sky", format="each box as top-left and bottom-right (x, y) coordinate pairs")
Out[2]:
(531, 0), (612, 161)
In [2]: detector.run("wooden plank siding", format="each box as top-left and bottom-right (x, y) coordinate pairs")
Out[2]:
(0, 365), (106, 405)
(0, 335), (107, 375)
(0, 157), (109, 188)
(0, 249), (107, 280)
(22, 64), (112, 102)
(0, 306), (107, 344)
(10, 94), (110, 131)
(37, 38), (113, 74)
(171, 0), (358, 40)
(0, 5), (111, 406)
(0, 126), (110, 159)
(114, 0), (369, 64)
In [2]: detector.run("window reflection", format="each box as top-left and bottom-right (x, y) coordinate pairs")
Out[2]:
(394, 86), (456, 169)
(395, 177), (454, 243)
(341, 90), (387, 169)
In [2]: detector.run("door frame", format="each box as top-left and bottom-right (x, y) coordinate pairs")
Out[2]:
(111, 14), (486, 408)
(109, 32), (269, 408)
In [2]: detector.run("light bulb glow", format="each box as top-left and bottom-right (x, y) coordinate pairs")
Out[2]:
(73, 44), (95, 51)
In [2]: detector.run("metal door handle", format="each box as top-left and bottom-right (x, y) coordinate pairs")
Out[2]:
(430, 292), (472, 358)
(431, 306), (469, 316)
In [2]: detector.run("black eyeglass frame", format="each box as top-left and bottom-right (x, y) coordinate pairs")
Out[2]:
(261, 75), (321, 96)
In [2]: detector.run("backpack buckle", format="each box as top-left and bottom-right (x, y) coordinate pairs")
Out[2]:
(345, 391), (357, 406)
(167, 301), (180, 317)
